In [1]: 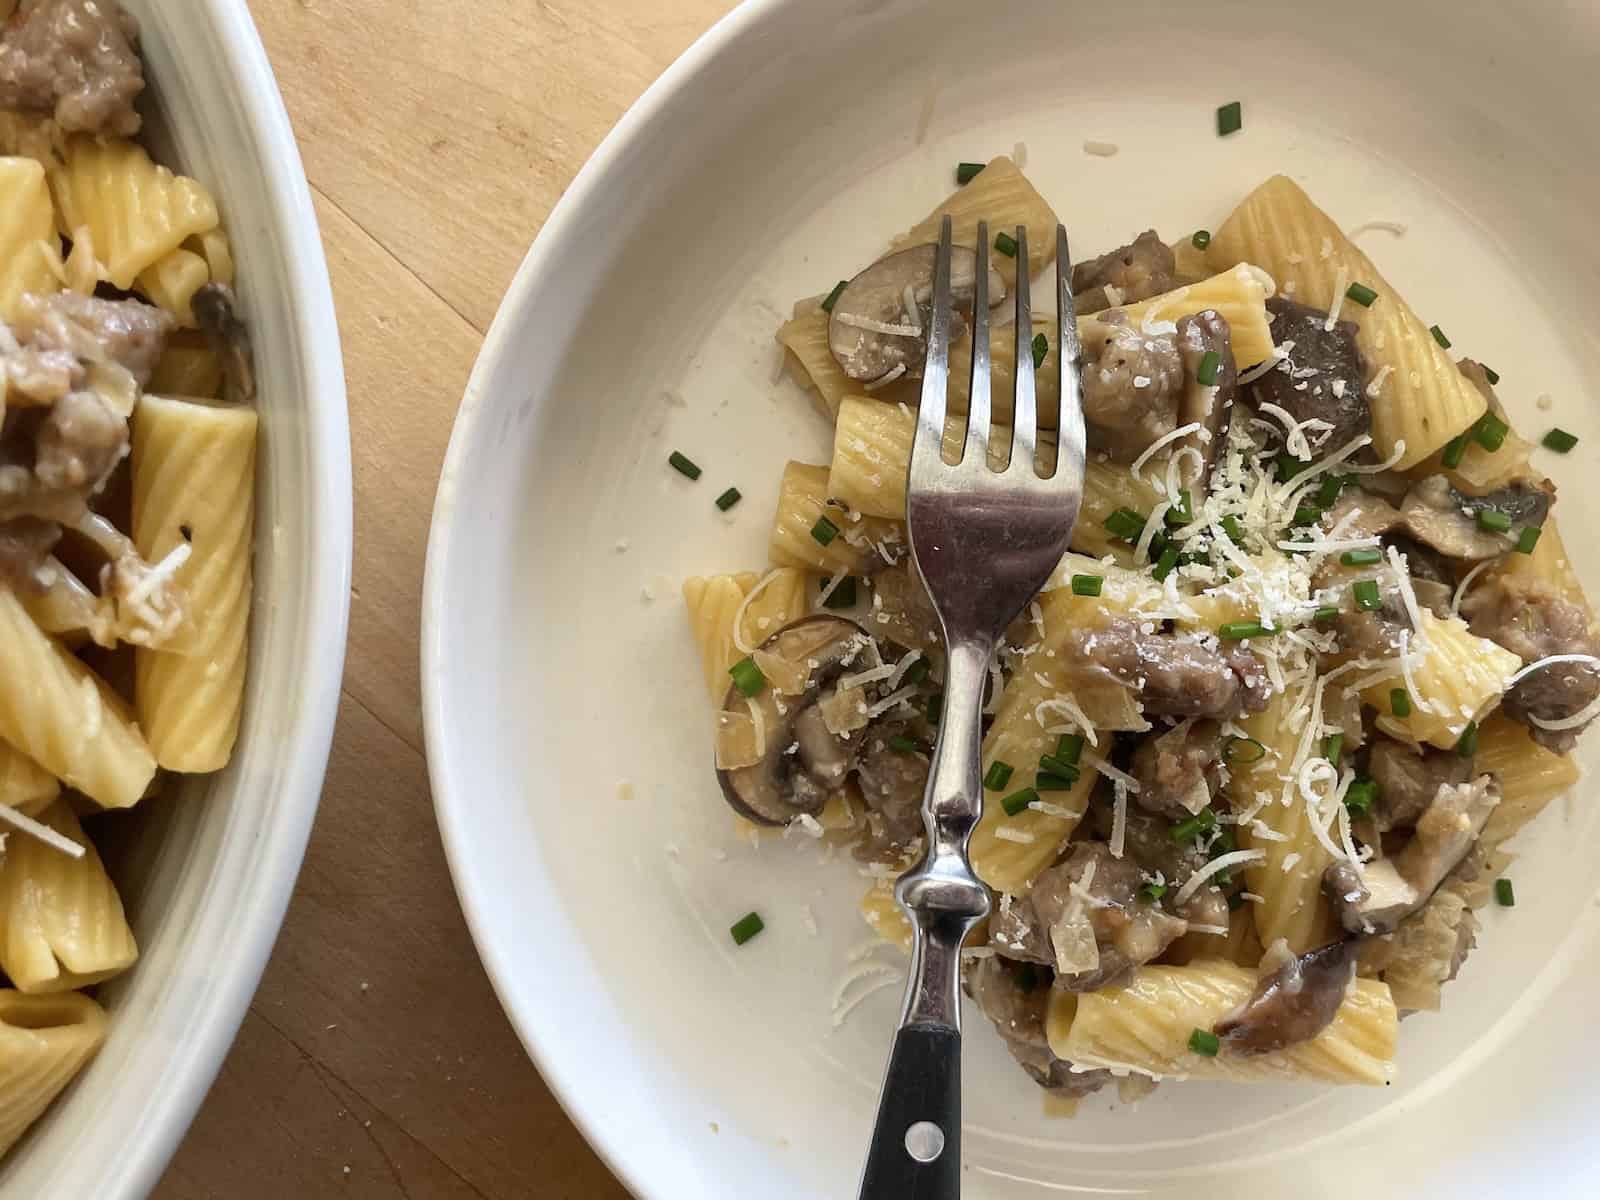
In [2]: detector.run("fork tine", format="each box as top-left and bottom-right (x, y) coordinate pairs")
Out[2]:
(963, 221), (991, 466)
(913, 216), (954, 472)
(1007, 225), (1036, 476)
(1054, 224), (1086, 483)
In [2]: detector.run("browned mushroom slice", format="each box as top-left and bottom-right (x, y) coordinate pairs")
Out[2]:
(1322, 775), (1500, 934)
(1399, 475), (1552, 562)
(1318, 488), (1401, 542)
(192, 283), (257, 405)
(826, 245), (1004, 385)
(1366, 738), (1471, 834)
(1173, 311), (1237, 493)
(963, 955), (1114, 1098)
(1213, 936), (1362, 1054)
(1070, 230), (1178, 315)
(1247, 297), (1371, 450)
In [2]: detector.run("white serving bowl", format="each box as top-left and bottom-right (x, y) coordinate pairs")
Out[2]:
(0, 3), (351, 1196)
(424, 1), (1600, 1196)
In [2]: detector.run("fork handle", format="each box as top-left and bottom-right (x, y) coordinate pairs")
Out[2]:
(858, 1023), (962, 1199)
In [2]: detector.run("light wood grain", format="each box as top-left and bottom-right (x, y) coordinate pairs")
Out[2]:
(156, 1), (736, 1194)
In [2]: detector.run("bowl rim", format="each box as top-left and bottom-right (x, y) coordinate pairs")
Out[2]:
(421, 1), (780, 1193)
(106, 2), (353, 1194)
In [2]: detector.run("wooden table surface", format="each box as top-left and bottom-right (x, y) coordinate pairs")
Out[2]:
(154, 2), (737, 1195)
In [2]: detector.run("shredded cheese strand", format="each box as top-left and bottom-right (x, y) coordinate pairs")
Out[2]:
(1174, 850), (1265, 905)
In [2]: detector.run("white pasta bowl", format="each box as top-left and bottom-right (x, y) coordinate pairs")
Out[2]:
(424, 1), (1600, 1196)
(0, 3), (350, 1196)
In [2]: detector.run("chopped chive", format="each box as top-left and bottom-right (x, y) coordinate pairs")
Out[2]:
(1071, 573), (1104, 597)
(983, 761), (1015, 791)
(1474, 412), (1509, 452)
(1476, 508), (1511, 534)
(1390, 688), (1413, 718)
(1056, 734), (1084, 765)
(1038, 753), (1081, 781)
(1542, 428), (1579, 453)
(810, 515), (840, 546)
(1226, 891), (1245, 911)
(1340, 547), (1383, 566)
(956, 161), (986, 185)
(821, 575), (858, 609)
(1293, 503), (1325, 527)
(1324, 733), (1344, 763)
(1104, 507), (1147, 542)
(1484, 365), (1501, 385)
(1220, 514), (1247, 546)
(1352, 579), (1382, 611)
(1170, 808), (1217, 843)
(1218, 621), (1269, 641)
(730, 912), (765, 945)
(1196, 349), (1222, 387)
(1223, 735), (1266, 764)
(1430, 324), (1451, 349)
(1313, 605), (1339, 624)
(1212, 828), (1237, 857)
(1035, 772), (1077, 792)
(1189, 1027), (1221, 1056)
(1031, 331), (1049, 370)
(1314, 474), (1348, 508)
(888, 734), (920, 754)
(1345, 777), (1378, 816)
(1167, 489), (1195, 526)
(1515, 526), (1542, 555)
(1275, 452), (1309, 482)
(1216, 101), (1242, 137)
(668, 451), (702, 480)
(903, 657), (932, 686)
(1456, 721), (1478, 758)
(926, 693), (943, 724)
(1141, 882), (1168, 901)
(1345, 282), (1378, 307)
(1191, 229), (1212, 250)
(728, 656), (767, 697)
(715, 487), (743, 511)
(1152, 542), (1181, 583)
(994, 231), (1019, 258)
(1495, 878), (1515, 907)
(1001, 787), (1037, 817)
(1441, 433), (1469, 470)
(820, 280), (848, 313)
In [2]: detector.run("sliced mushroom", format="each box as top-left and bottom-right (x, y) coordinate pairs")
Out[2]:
(1366, 737), (1471, 834)
(1247, 297), (1371, 450)
(192, 283), (256, 405)
(1174, 310), (1237, 492)
(1214, 936), (1362, 1054)
(1323, 775), (1500, 934)
(1070, 230), (1177, 315)
(1399, 474), (1553, 562)
(716, 615), (926, 828)
(826, 245), (1004, 384)
(1319, 488), (1400, 542)
(963, 955), (1114, 1097)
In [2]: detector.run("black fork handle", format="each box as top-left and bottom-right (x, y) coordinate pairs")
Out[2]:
(858, 1023), (962, 1199)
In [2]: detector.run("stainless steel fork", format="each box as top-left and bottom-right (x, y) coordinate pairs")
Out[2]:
(857, 216), (1086, 1199)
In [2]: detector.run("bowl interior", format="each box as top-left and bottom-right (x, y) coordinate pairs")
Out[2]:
(0, 5), (348, 1197)
(427, 1), (1600, 1196)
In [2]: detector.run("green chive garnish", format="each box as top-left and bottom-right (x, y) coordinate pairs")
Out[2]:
(1223, 735), (1266, 764)
(1275, 452), (1309, 482)
(715, 487), (742, 511)
(888, 734), (920, 754)
(1313, 605), (1339, 624)
(1170, 808), (1217, 843)
(1153, 542), (1181, 582)
(1314, 474), (1347, 507)
(1341, 548), (1383, 566)
(1038, 753), (1080, 781)
(984, 761), (1015, 791)
(1474, 412), (1509, 452)
(994, 231), (1019, 258)
(1220, 514), (1247, 546)
(1191, 229), (1212, 250)
(810, 515), (840, 546)
(1227, 892), (1245, 911)
(1002, 787), (1038, 816)
(1035, 773), (1076, 792)
(1456, 721), (1478, 757)
(1390, 688), (1412, 718)
(1495, 878), (1515, 907)
(903, 657), (931, 685)
(1430, 324), (1451, 349)
(1104, 507), (1146, 542)
(1542, 428), (1579, 453)
(1324, 733), (1344, 763)
(1167, 489), (1194, 526)
(1441, 433), (1469, 470)
(728, 656), (767, 697)
(1219, 621), (1269, 641)
(821, 575), (858, 609)
(730, 912), (765, 945)
(1515, 526), (1542, 555)
(1056, 734), (1084, 765)
(1189, 1027), (1221, 1056)
(820, 280), (847, 313)
(1071, 573), (1104, 597)
(1293, 503), (1324, 527)
(1353, 579), (1382, 611)
(1141, 882), (1168, 901)
(1484, 365), (1501, 385)
(1476, 509), (1511, 534)
(1345, 282), (1378, 307)
(668, 451), (702, 480)
(1196, 350), (1222, 387)
(1031, 332), (1048, 370)
(1345, 778), (1377, 816)
(956, 161), (986, 185)
(1216, 101), (1242, 137)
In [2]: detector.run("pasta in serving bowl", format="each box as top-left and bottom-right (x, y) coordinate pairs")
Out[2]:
(0, 2), (348, 1196)
(424, 1), (1600, 1196)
